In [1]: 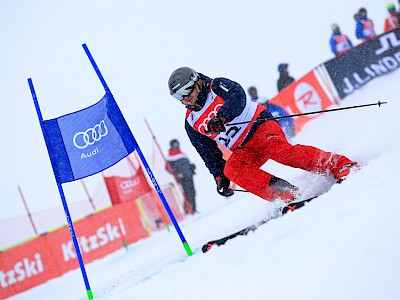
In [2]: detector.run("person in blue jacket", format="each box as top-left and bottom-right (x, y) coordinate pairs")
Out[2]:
(330, 23), (353, 56)
(248, 86), (295, 140)
(355, 7), (377, 41)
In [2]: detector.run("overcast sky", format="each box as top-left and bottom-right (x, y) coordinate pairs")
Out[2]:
(0, 0), (389, 219)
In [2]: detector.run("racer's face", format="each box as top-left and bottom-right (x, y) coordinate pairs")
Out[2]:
(181, 81), (200, 106)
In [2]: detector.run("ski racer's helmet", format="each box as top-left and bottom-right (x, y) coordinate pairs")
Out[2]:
(168, 67), (199, 101)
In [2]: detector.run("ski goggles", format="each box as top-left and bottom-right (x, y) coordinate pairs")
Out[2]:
(171, 74), (199, 101)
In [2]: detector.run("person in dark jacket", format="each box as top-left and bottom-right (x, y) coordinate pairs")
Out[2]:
(168, 67), (359, 204)
(277, 63), (295, 92)
(166, 139), (197, 214)
(248, 86), (295, 140)
(330, 23), (353, 56)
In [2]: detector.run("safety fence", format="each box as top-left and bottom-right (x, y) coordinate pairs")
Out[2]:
(0, 180), (111, 251)
(0, 184), (184, 299)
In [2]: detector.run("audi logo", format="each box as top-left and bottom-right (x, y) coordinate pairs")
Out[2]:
(73, 120), (108, 149)
(120, 179), (140, 190)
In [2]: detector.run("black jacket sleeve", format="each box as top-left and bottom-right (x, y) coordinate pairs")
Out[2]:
(185, 120), (226, 178)
(211, 77), (247, 122)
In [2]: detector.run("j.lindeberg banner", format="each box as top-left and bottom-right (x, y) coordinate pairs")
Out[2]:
(324, 28), (400, 100)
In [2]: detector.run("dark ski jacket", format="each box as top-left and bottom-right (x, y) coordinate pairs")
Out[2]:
(166, 149), (195, 179)
(184, 73), (273, 178)
(277, 73), (295, 93)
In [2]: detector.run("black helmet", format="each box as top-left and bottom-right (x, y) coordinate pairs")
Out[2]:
(248, 86), (257, 94)
(168, 67), (199, 101)
(170, 139), (180, 149)
(278, 63), (289, 73)
(359, 7), (367, 17)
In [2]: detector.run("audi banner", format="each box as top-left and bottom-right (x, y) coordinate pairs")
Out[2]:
(42, 92), (138, 183)
(324, 29), (400, 100)
(104, 166), (152, 205)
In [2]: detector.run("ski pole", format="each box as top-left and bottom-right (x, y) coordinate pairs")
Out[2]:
(232, 189), (249, 192)
(228, 101), (387, 126)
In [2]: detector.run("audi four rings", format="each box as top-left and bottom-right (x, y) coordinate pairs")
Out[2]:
(73, 120), (108, 149)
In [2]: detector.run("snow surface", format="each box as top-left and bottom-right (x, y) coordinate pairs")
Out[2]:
(2, 1), (400, 299)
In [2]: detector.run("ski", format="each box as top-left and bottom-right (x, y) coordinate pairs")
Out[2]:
(202, 196), (318, 253)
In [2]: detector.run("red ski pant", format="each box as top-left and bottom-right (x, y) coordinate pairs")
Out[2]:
(224, 120), (353, 201)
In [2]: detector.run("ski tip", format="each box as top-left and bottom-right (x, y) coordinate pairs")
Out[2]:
(202, 242), (217, 253)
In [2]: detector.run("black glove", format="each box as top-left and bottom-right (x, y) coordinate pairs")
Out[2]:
(215, 175), (234, 197)
(207, 116), (226, 135)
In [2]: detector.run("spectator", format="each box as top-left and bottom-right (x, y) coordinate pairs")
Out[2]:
(330, 23), (353, 56)
(277, 63), (295, 93)
(355, 7), (377, 41)
(247, 86), (268, 103)
(384, 3), (400, 32)
(247, 86), (296, 140)
(166, 139), (197, 214)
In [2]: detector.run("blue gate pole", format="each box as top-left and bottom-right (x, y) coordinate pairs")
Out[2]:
(136, 147), (193, 255)
(28, 78), (94, 300)
(82, 43), (193, 256)
(82, 44), (110, 92)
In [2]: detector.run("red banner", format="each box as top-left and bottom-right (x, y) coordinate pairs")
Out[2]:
(0, 201), (148, 299)
(270, 70), (335, 132)
(0, 237), (60, 298)
(104, 166), (152, 205)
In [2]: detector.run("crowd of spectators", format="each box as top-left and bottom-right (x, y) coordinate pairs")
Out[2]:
(246, 3), (400, 142)
(331, 4), (400, 57)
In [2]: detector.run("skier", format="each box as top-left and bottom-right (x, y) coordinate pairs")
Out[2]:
(168, 67), (359, 203)
(166, 139), (197, 214)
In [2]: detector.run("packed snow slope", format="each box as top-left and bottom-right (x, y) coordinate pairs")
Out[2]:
(11, 66), (400, 300)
